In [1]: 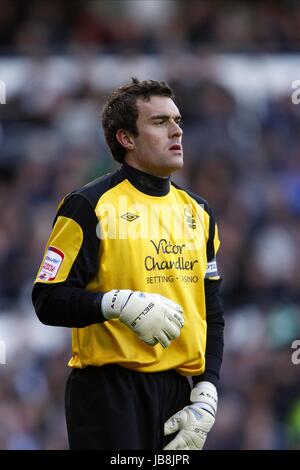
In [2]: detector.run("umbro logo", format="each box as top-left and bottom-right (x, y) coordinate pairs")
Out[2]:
(120, 212), (139, 222)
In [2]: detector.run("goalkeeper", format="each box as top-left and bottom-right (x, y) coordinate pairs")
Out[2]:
(32, 78), (224, 450)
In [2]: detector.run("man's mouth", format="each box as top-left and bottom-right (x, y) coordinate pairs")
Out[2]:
(169, 144), (182, 151)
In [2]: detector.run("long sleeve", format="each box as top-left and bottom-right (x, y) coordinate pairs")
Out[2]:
(32, 194), (106, 327)
(196, 278), (225, 386)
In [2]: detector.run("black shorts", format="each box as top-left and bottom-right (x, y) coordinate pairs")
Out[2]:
(65, 364), (191, 450)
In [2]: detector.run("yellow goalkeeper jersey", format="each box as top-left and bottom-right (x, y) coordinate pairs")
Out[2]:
(34, 163), (220, 377)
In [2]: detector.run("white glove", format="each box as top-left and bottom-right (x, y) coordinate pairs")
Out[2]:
(101, 289), (184, 348)
(163, 381), (217, 450)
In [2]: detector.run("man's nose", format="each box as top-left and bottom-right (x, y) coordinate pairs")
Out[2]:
(169, 121), (183, 137)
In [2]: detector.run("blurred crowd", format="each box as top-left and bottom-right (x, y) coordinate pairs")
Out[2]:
(1, 0), (300, 55)
(1, 0), (300, 451)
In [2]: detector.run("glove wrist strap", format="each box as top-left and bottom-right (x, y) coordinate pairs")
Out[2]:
(102, 289), (132, 320)
(190, 381), (218, 416)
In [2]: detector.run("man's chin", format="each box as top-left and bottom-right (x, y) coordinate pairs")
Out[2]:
(149, 157), (183, 177)
(169, 157), (184, 172)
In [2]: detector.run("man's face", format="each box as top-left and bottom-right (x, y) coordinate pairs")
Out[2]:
(125, 96), (183, 177)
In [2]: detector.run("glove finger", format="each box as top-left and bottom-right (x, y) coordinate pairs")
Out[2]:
(164, 410), (184, 436)
(163, 432), (190, 450)
(154, 331), (170, 349)
(167, 430), (205, 450)
(142, 337), (158, 347)
(181, 429), (206, 450)
(164, 307), (184, 329)
(191, 434), (206, 450)
(162, 322), (180, 341)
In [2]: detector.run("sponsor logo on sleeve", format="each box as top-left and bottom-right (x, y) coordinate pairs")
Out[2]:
(38, 246), (65, 281)
(205, 258), (219, 278)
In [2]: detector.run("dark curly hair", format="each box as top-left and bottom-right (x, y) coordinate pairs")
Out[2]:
(101, 78), (175, 163)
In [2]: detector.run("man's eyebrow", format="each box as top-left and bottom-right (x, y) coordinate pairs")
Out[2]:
(149, 114), (182, 121)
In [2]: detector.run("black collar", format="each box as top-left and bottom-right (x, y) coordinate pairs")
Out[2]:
(120, 163), (171, 196)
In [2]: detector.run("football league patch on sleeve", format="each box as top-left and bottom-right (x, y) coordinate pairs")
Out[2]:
(37, 246), (65, 281)
(205, 258), (219, 278)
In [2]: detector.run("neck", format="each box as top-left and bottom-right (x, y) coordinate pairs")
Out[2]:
(124, 158), (171, 179)
(120, 162), (171, 197)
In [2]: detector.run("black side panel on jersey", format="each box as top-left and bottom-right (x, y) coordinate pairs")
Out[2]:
(32, 170), (127, 328)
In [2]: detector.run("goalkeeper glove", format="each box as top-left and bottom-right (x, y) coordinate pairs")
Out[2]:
(101, 289), (184, 348)
(163, 381), (217, 450)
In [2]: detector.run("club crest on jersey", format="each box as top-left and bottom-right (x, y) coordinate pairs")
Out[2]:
(184, 208), (196, 229)
(38, 246), (64, 281)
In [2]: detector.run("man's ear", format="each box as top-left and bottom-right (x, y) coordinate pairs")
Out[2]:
(116, 130), (135, 151)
